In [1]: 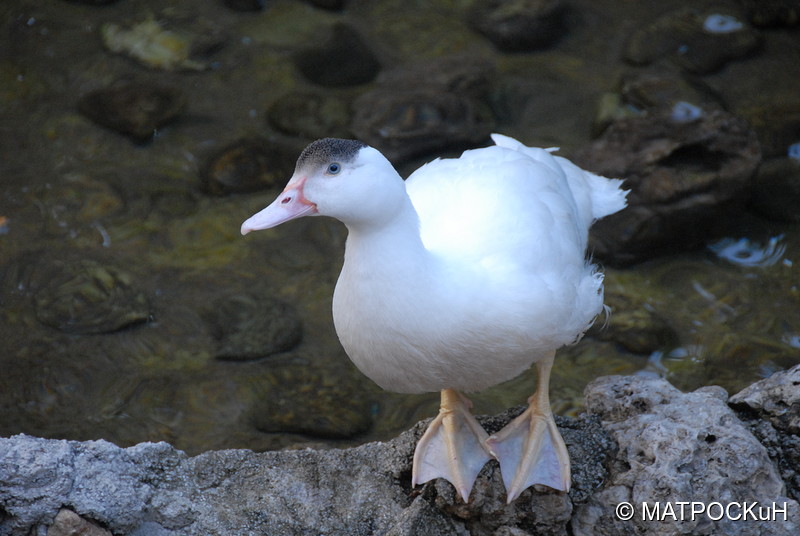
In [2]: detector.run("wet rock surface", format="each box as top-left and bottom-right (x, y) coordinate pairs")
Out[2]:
(578, 109), (762, 265)
(2, 372), (798, 536)
(77, 83), (186, 143)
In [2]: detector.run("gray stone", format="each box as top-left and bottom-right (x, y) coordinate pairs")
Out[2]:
(730, 364), (800, 435)
(574, 375), (799, 536)
(730, 364), (800, 502)
(3, 372), (799, 536)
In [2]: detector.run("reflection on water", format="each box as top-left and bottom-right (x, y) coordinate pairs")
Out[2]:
(0, 0), (798, 455)
(708, 235), (788, 267)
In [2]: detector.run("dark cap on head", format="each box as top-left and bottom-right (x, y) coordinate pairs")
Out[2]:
(296, 138), (367, 172)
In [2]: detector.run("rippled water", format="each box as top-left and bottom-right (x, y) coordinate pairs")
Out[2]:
(1, 0), (798, 455)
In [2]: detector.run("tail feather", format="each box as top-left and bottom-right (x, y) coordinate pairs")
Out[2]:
(491, 133), (628, 223)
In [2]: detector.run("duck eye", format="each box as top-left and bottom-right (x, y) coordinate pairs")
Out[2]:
(327, 162), (341, 175)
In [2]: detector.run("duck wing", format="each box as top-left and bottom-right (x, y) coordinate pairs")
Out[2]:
(405, 134), (625, 271)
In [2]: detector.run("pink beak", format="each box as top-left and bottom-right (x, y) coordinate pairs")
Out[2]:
(240, 177), (318, 235)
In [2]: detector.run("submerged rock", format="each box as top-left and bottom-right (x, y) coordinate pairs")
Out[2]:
(374, 55), (495, 99)
(2, 372), (798, 535)
(351, 56), (495, 164)
(223, 0), (265, 12)
(750, 156), (800, 222)
(292, 23), (380, 87)
(593, 66), (726, 139)
(62, 0), (120, 4)
(250, 361), (373, 439)
(590, 289), (676, 355)
(623, 7), (761, 74)
(740, 0), (800, 27)
(205, 292), (302, 361)
(102, 20), (203, 71)
(100, 17), (225, 71)
(303, 0), (347, 9)
(577, 109), (762, 265)
(201, 137), (296, 196)
(467, 0), (567, 52)
(267, 92), (353, 140)
(77, 83), (186, 143)
(32, 258), (151, 335)
(352, 89), (493, 164)
(619, 66), (724, 114)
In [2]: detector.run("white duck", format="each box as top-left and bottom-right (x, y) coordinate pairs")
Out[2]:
(241, 134), (627, 503)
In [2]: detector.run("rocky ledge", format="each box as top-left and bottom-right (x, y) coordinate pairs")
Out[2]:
(2, 366), (799, 536)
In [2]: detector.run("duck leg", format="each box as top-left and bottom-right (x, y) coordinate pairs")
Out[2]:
(412, 388), (493, 502)
(485, 351), (571, 503)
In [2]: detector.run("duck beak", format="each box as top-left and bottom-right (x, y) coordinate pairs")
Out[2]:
(241, 176), (317, 235)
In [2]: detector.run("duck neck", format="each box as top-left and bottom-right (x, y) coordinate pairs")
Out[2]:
(342, 196), (432, 277)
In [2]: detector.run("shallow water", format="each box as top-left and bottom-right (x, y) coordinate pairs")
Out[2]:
(0, 0), (798, 455)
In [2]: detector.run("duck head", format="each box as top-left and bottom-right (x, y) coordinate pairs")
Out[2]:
(241, 138), (406, 234)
